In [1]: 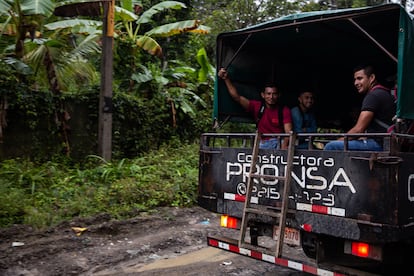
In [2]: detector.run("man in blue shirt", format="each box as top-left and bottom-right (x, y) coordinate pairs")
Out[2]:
(291, 91), (317, 149)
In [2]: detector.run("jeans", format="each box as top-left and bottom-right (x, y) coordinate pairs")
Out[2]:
(259, 138), (279, 149)
(324, 138), (383, 151)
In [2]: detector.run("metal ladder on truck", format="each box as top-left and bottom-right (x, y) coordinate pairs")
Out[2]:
(238, 131), (296, 257)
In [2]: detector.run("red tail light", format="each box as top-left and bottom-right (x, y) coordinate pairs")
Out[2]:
(220, 215), (238, 229)
(344, 241), (382, 261)
(351, 242), (369, 257)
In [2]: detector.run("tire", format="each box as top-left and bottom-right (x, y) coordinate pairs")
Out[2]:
(301, 231), (317, 259)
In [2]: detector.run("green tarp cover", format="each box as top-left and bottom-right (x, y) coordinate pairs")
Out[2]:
(214, 3), (414, 128)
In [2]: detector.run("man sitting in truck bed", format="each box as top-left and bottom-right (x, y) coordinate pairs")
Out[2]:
(291, 90), (317, 149)
(218, 68), (292, 149)
(324, 64), (396, 151)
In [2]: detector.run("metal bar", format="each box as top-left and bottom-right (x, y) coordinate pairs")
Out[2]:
(224, 33), (252, 70)
(348, 18), (397, 63)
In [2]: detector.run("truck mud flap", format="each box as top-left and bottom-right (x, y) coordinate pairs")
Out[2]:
(207, 235), (380, 276)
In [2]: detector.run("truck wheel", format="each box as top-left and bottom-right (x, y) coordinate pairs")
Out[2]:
(301, 231), (317, 259)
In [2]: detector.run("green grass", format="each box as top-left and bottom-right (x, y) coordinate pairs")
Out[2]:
(0, 142), (199, 229)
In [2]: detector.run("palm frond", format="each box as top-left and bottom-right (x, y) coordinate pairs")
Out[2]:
(57, 57), (99, 91)
(115, 6), (138, 22)
(131, 64), (153, 83)
(136, 35), (162, 57)
(70, 32), (101, 58)
(137, 1), (186, 25)
(145, 20), (210, 37)
(21, 0), (54, 17)
(23, 41), (48, 69)
(0, 0), (12, 16)
(188, 25), (211, 35)
(45, 19), (102, 31)
(3, 57), (33, 75)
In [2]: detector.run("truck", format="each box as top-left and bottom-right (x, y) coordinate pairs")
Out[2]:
(197, 3), (414, 275)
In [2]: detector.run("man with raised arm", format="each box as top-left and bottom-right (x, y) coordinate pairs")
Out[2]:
(218, 68), (292, 149)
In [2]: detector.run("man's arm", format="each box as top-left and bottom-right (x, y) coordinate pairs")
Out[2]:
(281, 122), (293, 149)
(309, 114), (318, 133)
(281, 107), (293, 149)
(218, 68), (250, 110)
(347, 111), (374, 134)
(290, 107), (303, 133)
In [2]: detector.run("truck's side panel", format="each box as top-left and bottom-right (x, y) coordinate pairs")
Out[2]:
(198, 133), (414, 243)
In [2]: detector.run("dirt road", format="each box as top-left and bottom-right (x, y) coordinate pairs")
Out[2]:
(0, 206), (307, 275)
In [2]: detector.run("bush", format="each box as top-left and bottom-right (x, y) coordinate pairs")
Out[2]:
(0, 142), (200, 229)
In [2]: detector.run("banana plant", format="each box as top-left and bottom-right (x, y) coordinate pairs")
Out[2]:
(132, 47), (213, 127)
(0, 0), (54, 58)
(0, 0), (101, 92)
(116, 0), (210, 58)
(115, 0), (211, 118)
(0, 0), (103, 156)
(1, 0), (210, 91)
(0, 0), (56, 151)
(0, 0), (211, 154)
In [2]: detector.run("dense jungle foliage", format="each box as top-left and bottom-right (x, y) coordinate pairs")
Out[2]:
(0, 0), (404, 228)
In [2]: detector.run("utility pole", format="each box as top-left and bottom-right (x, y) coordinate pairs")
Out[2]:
(98, 0), (114, 161)
(54, 0), (114, 161)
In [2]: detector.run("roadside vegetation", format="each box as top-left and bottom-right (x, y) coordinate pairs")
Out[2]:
(0, 142), (199, 229)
